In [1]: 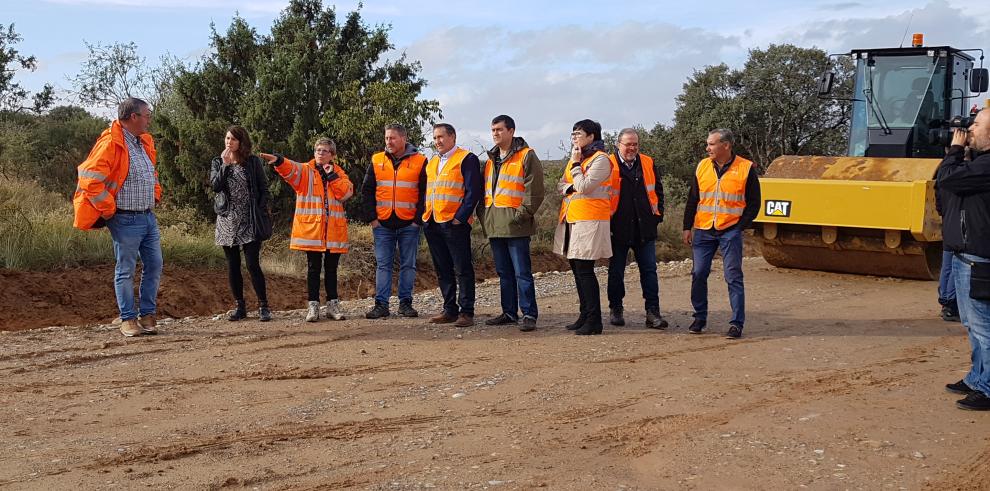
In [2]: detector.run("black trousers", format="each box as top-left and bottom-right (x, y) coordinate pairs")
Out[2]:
(424, 221), (475, 315)
(306, 251), (341, 302)
(223, 240), (268, 304)
(569, 258), (602, 326)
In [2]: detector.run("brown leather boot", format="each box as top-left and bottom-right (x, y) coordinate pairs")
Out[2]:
(429, 312), (457, 324)
(454, 314), (475, 327)
(138, 314), (157, 335)
(120, 319), (141, 337)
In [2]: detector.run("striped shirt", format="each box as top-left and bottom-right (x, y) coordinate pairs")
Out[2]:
(115, 127), (157, 211)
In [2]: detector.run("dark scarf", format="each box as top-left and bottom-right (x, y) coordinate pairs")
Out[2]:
(580, 139), (606, 160)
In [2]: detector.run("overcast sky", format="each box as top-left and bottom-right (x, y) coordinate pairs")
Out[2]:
(4, 0), (990, 158)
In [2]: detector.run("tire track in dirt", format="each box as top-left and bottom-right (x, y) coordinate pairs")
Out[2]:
(240, 332), (370, 354)
(90, 415), (442, 467)
(583, 349), (942, 457)
(0, 359), (477, 394)
(593, 337), (763, 364)
(923, 439), (990, 490)
(205, 460), (370, 490)
(553, 395), (655, 424)
(2, 347), (172, 373)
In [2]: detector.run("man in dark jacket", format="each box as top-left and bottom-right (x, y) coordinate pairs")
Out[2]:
(936, 108), (990, 411)
(606, 128), (668, 329)
(361, 124), (428, 319)
(423, 123), (483, 327)
(682, 129), (761, 339)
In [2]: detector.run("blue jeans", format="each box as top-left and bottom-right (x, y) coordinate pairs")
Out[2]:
(939, 249), (956, 306)
(607, 240), (660, 312)
(372, 224), (420, 305)
(106, 211), (163, 321)
(690, 227), (745, 326)
(490, 237), (537, 319)
(953, 253), (990, 396)
(424, 221), (475, 315)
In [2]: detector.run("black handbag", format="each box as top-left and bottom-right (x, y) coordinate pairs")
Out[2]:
(956, 253), (990, 301)
(214, 190), (229, 216)
(972, 261), (990, 301)
(253, 205), (273, 241)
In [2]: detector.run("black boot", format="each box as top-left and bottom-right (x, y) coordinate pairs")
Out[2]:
(566, 315), (587, 331)
(575, 319), (603, 335)
(259, 301), (272, 322)
(228, 300), (247, 321)
(609, 307), (625, 326)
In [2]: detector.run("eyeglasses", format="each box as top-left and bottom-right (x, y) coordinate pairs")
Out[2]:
(571, 132), (587, 137)
(314, 149), (335, 155)
(619, 142), (639, 147)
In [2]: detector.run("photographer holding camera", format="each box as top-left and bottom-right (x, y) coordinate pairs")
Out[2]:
(936, 106), (990, 411)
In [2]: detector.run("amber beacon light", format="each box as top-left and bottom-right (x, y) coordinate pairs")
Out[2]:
(912, 33), (924, 47)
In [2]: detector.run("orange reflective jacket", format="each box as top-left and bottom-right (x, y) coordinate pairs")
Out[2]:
(693, 156), (753, 231)
(559, 150), (612, 223)
(274, 158), (353, 252)
(73, 120), (160, 230)
(484, 147), (531, 209)
(423, 148), (471, 223)
(608, 154), (661, 216)
(372, 151), (426, 221)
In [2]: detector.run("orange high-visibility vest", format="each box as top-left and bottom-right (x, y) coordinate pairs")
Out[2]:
(423, 148), (471, 223)
(274, 158), (352, 253)
(608, 153), (661, 216)
(484, 147), (531, 209)
(372, 151), (426, 221)
(559, 150), (612, 223)
(693, 156), (753, 231)
(73, 120), (161, 230)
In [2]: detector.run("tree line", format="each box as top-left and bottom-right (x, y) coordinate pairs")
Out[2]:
(0, 0), (852, 228)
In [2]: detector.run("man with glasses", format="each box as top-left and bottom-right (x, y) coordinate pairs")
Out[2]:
(606, 128), (668, 329)
(74, 97), (163, 337)
(937, 108), (990, 411)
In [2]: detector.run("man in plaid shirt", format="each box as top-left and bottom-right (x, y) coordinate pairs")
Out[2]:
(74, 97), (163, 337)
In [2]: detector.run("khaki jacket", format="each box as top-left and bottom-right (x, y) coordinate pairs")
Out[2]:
(478, 137), (545, 238)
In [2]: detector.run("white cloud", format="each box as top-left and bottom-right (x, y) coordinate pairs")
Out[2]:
(406, 22), (739, 157)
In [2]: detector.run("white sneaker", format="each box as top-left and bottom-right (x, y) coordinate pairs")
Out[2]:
(305, 301), (320, 322)
(326, 299), (345, 320)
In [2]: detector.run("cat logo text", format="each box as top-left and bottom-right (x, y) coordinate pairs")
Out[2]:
(764, 200), (792, 218)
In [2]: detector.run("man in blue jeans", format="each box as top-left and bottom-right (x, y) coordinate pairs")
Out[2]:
(935, 177), (960, 322)
(73, 97), (163, 337)
(938, 249), (959, 321)
(361, 124), (427, 319)
(936, 109), (990, 411)
(478, 115), (545, 331)
(682, 129), (761, 339)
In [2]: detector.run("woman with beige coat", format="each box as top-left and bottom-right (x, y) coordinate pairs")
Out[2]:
(554, 119), (614, 335)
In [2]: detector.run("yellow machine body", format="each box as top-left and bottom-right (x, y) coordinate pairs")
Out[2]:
(755, 155), (943, 280)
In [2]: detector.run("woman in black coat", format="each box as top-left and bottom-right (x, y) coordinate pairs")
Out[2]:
(209, 125), (274, 321)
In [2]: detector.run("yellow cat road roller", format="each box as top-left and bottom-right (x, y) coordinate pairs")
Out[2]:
(756, 37), (988, 280)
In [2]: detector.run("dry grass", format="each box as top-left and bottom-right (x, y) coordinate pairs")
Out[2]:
(0, 177), (224, 270)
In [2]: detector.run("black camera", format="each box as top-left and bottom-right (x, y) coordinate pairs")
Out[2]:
(929, 115), (975, 147)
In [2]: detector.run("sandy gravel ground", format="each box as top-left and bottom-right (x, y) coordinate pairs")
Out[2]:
(1, 258), (988, 490)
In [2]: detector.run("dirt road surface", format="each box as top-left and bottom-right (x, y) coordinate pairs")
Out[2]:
(1, 258), (987, 490)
